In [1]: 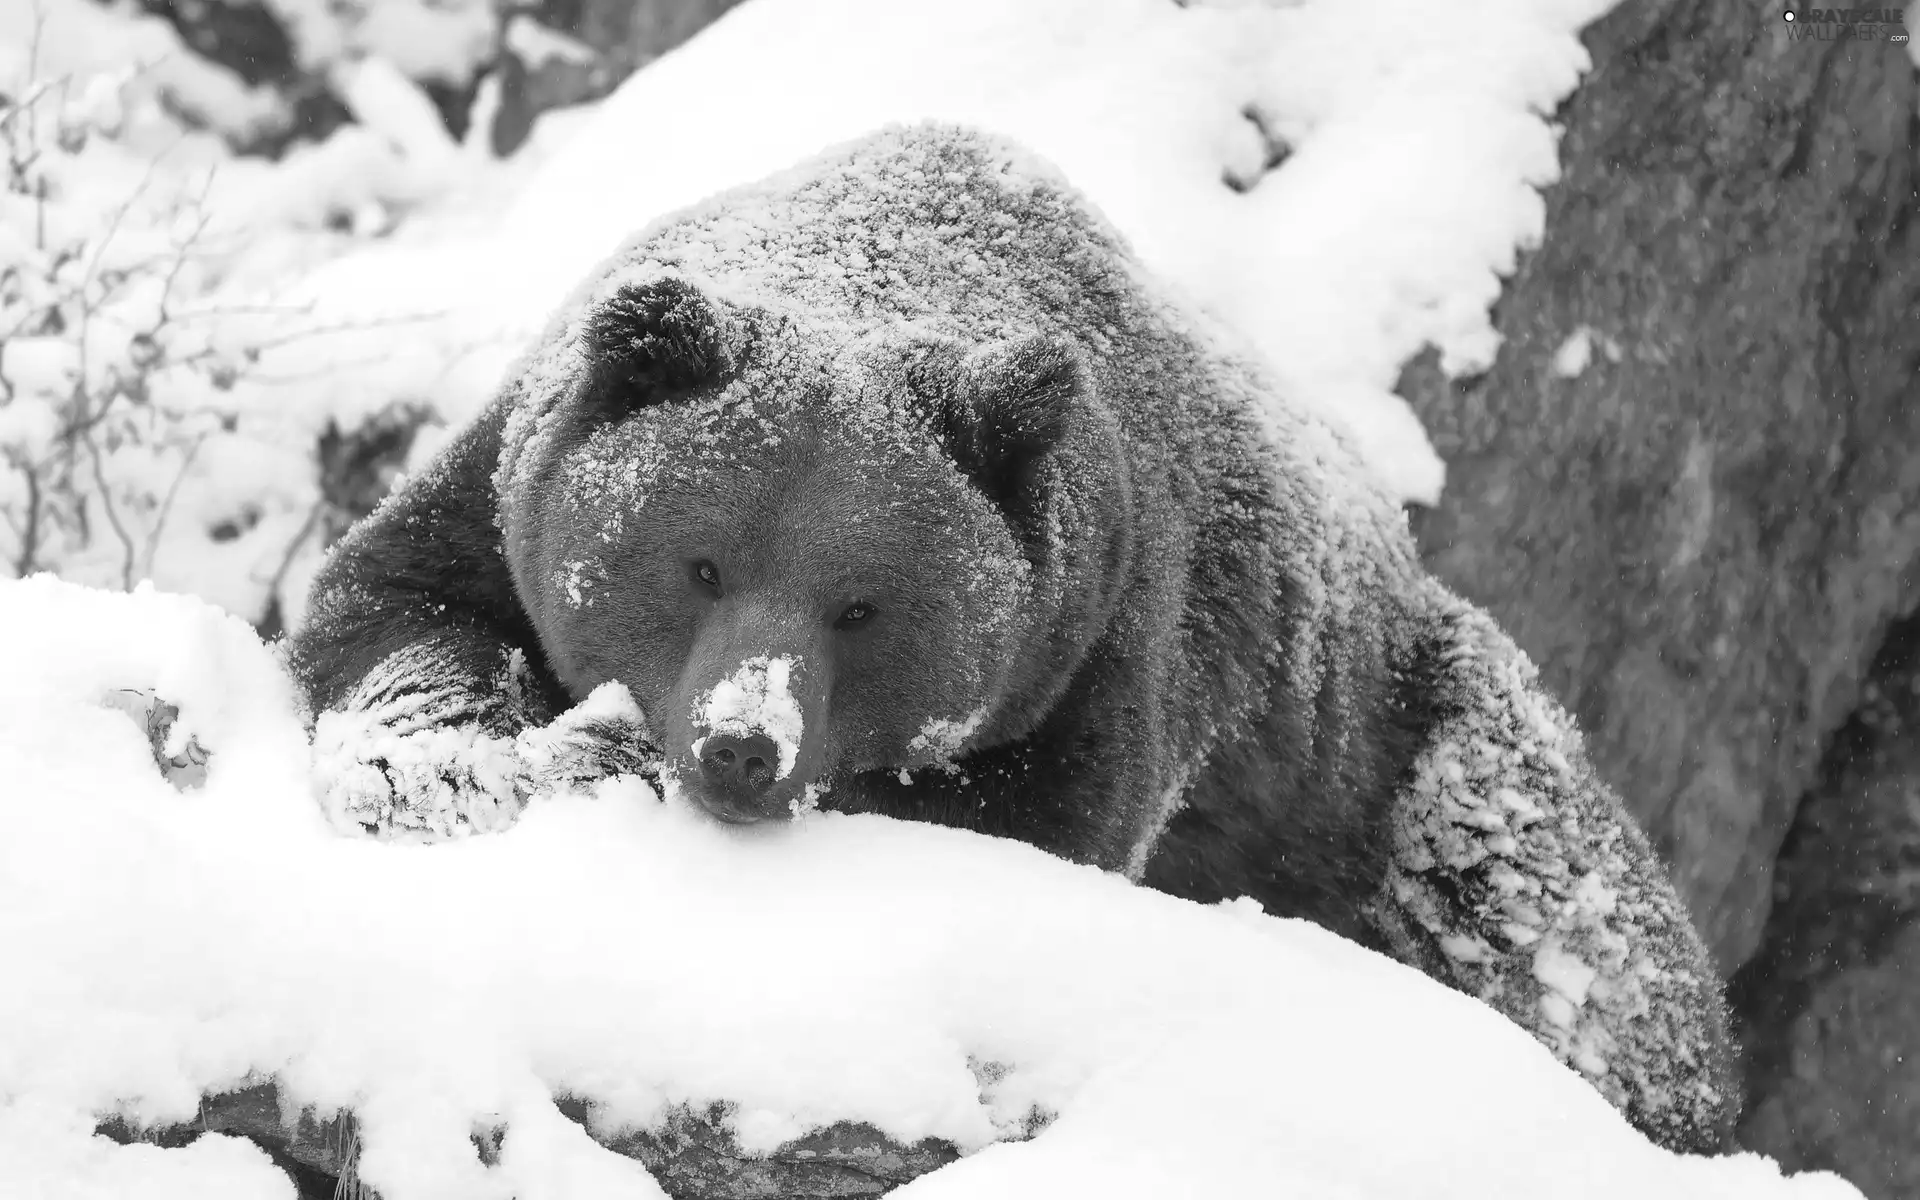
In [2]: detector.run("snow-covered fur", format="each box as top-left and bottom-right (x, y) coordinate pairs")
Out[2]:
(1367, 585), (1734, 1152)
(286, 123), (1733, 1151)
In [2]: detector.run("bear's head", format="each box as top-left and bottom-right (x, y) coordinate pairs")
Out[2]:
(501, 272), (1133, 823)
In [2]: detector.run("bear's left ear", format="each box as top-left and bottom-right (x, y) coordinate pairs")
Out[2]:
(577, 275), (738, 417)
(942, 334), (1088, 513)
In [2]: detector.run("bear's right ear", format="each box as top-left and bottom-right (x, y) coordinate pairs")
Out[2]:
(577, 276), (737, 416)
(943, 334), (1088, 517)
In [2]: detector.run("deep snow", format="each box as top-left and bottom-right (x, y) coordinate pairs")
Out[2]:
(0, 575), (1866, 1199)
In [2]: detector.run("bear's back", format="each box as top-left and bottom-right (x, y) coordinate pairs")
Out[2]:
(619, 125), (1150, 353)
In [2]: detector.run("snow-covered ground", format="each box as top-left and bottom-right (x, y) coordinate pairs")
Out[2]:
(0, 0), (1879, 1195)
(0, 576), (1865, 1199)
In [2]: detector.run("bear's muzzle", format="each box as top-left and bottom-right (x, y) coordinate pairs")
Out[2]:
(673, 640), (829, 824)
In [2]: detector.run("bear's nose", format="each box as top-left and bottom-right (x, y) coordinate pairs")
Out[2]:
(698, 732), (780, 797)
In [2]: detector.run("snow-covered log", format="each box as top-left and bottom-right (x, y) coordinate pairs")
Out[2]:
(0, 576), (1865, 1199)
(101, 1085), (958, 1198)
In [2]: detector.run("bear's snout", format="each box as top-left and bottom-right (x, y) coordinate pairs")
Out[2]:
(695, 731), (783, 821)
(671, 642), (827, 825)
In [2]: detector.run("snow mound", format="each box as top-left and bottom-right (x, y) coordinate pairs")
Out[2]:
(271, 0), (1619, 509)
(0, 576), (1863, 1200)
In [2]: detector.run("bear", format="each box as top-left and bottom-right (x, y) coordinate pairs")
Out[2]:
(287, 122), (1736, 1153)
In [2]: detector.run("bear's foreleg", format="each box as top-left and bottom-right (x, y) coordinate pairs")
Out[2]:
(1369, 584), (1737, 1153)
(289, 402), (657, 839)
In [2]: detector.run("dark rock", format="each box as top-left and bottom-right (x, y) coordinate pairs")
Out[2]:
(1397, 0), (1920, 975)
(254, 404), (432, 640)
(130, 0), (352, 153)
(132, 0), (295, 88)
(1732, 612), (1920, 1197)
(1737, 926), (1920, 1200)
(577, 1098), (961, 1198)
(316, 402), (438, 548)
(101, 1084), (964, 1199)
(100, 688), (212, 789)
(490, 0), (749, 155)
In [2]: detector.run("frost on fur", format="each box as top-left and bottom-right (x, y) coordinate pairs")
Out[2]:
(908, 706), (988, 772)
(518, 681), (659, 795)
(1368, 583), (1734, 1152)
(311, 645), (659, 840)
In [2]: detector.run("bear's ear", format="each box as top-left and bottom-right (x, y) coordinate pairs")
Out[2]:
(578, 276), (736, 416)
(940, 334), (1087, 514)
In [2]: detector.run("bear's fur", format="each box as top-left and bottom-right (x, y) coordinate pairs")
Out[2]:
(288, 123), (1735, 1151)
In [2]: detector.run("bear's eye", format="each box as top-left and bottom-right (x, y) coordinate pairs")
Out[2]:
(691, 560), (723, 592)
(835, 601), (876, 629)
(833, 599), (879, 625)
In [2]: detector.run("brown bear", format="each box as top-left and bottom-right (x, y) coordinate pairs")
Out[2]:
(288, 122), (1736, 1153)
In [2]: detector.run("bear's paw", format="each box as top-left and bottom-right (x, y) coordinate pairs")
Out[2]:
(311, 683), (661, 841)
(514, 681), (662, 796)
(311, 710), (531, 841)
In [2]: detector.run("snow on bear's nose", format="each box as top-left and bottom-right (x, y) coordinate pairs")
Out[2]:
(687, 654), (811, 822)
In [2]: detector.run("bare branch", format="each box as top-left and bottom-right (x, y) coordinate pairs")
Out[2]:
(143, 430), (208, 579)
(80, 423), (136, 591)
(261, 495), (324, 625)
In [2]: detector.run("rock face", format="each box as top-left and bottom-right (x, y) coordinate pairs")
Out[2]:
(1733, 614), (1920, 1199)
(1398, 0), (1920, 974)
(135, 0), (749, 157)
(1396, 1), (1920, 1194)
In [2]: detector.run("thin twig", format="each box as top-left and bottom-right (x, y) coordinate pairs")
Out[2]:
(262, 497), (326, 619)
(143, 429), (207, 577)
(80, 420), (137, 590)
(11, 455), (42, 576)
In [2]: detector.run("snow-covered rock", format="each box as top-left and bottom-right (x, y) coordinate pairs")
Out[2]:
(0, 574), (1864, 1199)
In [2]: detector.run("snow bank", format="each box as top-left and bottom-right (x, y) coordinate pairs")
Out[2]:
(0, 576), (1862, 1200)
(268, 0), (1617, 509)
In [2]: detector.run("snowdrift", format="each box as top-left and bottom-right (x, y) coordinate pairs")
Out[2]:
(265, 0), (1626, 519)
(0, 576), (1862, 1199)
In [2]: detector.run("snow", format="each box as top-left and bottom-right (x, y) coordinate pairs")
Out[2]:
(0, 574), (1866, 1200)
(505, 14), (597, 67)
(330, 55), (462, 176)
(1552, 327), (1595, 377)
(692, 654), (807, 781)
(267, 0), (1619, 510)
(909, 707), (988, 770)
(0, 0), (283, 144)
(1550, 325), (1621, 377)
(260, 0), (496, 86)
(1381, 587), (1735, 1134)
